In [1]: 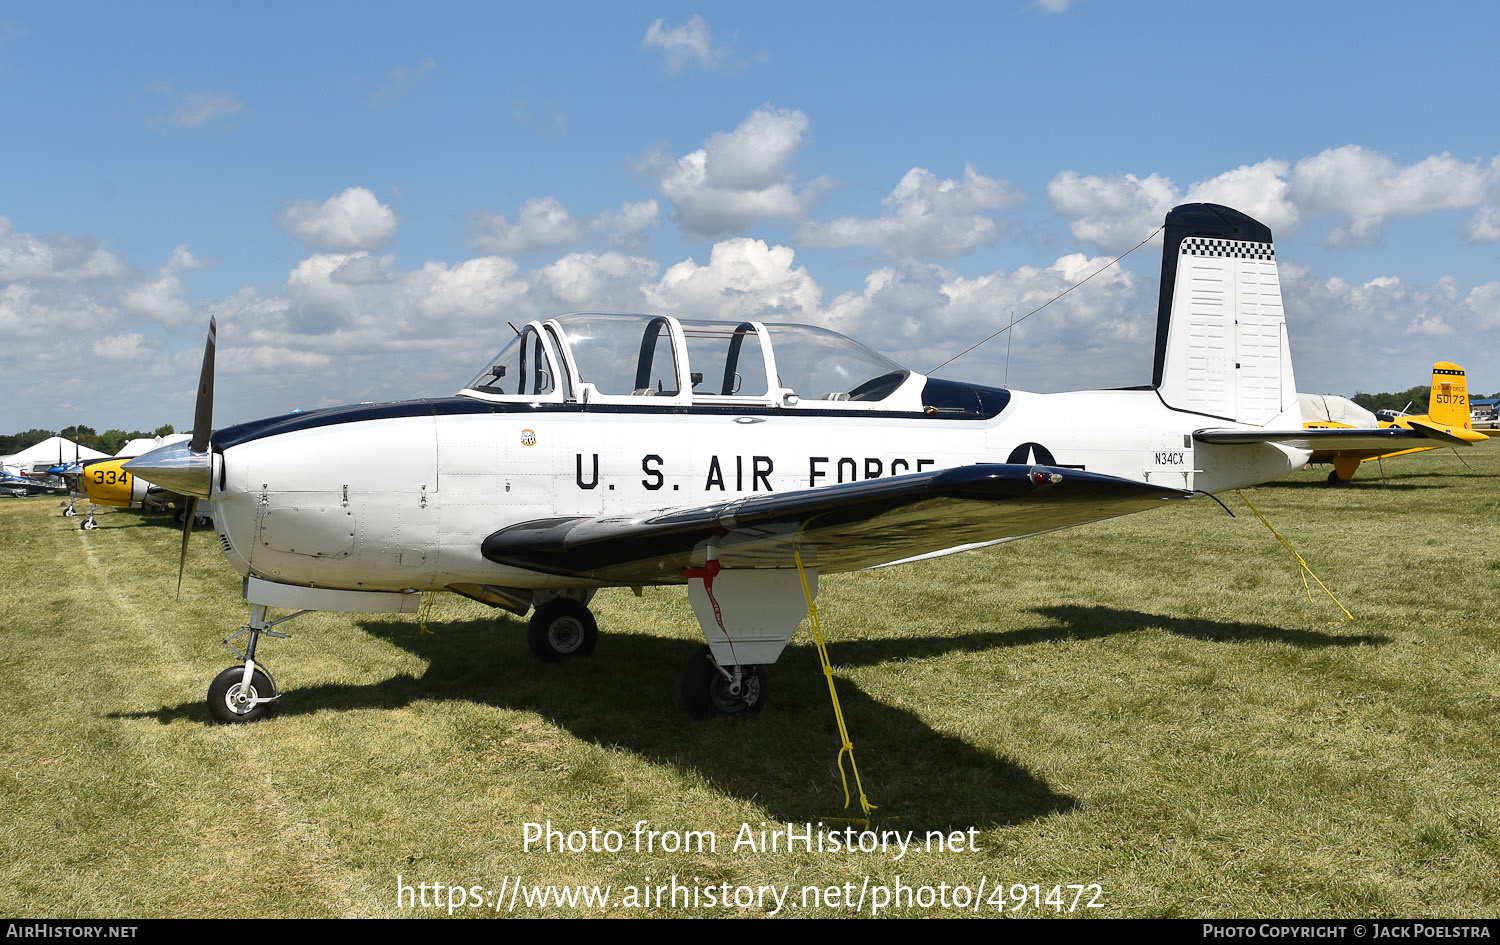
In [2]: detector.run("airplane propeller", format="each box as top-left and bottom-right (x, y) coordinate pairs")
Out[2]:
(123, 317), (216, 598)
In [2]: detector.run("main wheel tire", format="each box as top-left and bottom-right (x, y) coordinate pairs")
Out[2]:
(80, 519), (98, 531)
(1326, 470), (1349, 486)
(681, 646), (769, 719)
(62, 507), (76, 518)
(526, 599), (598, 661)
(207, 665), (277, 724)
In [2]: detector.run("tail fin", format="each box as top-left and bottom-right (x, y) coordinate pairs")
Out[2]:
(1153, 204), (1298, 426)
(1427, 362), (1472, 429)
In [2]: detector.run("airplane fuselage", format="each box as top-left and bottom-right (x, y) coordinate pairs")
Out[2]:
(205, 383), (1303, 595)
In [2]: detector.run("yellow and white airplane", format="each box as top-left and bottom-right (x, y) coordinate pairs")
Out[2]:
(1302, 363), (1488, 485)
(128, 203), (1468, 724)
(74, 434), (194, 530)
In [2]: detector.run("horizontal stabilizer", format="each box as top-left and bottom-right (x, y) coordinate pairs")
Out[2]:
(1404, 417), (1489, 444)
(1194, 425), (1470, 450)
(481, 464), (1189, 584)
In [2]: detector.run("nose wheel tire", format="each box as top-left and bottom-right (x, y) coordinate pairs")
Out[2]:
(207, 665), (277, 724)
(681, 646), (769, 719)
(526, 599), (598, 661)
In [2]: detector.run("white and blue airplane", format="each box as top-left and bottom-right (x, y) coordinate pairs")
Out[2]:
(128, 203), (1463, 724)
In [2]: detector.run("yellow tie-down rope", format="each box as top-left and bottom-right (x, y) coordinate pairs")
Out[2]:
(1236, 492), (1355, 625)
(794, 547), (878, 824)
(417, 591), (437, 634)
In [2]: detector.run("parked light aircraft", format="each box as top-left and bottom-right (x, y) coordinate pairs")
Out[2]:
(1302, 362), (1487, 484)
(128, 203), (1469, 725)
(69, 434), (197, 529)
(47, 439), (84, 516)
(0, 465), (65, 498)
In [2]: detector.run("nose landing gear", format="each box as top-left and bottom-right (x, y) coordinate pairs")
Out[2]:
(206, 604), (301, 724)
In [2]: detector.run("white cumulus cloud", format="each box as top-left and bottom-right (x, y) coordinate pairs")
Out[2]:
(472, 198), (661, 255)
(801, 164), (1023, 258)
(821, 253), (1146, 390)
(594, 199), (661, 249)
(1184, 160), (1299, 233)
(656, 107), (828, 238)
(1048, 170), (1180, 252)
(472, 197), (586, 254)
(1289, 146), (1493, 246)
(1049, 159), (1298, 251)
(647, 238), (822, 321)
(0, 217), (128, 283)
(280, 187), (398, 252)
(89, 332), (151, 362)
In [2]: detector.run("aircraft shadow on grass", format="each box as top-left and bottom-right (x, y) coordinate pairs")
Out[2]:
(1256, 478), (1449, 492)
(109, 605), (1386, 828)
(820, 605), (1390, 666)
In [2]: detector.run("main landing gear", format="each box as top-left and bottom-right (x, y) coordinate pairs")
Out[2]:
(527, 597), (598, 661)
(680, 646), (769, 719)
(520, 590), (770, 718)
(207, 604), (301, 724)
(1325, 470), (1350, 486)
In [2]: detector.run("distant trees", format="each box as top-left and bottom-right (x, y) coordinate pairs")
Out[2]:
(1351, 386), (1431, 414)
(0, 429), (55, 456)
(58, 425), (98, 447)
(1352, 384), (1500, 414)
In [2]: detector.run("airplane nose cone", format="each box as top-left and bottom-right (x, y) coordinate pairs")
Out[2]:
(124, 442), (213, 498)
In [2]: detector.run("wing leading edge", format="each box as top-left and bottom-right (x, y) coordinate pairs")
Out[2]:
(480, 464), (1190, 585)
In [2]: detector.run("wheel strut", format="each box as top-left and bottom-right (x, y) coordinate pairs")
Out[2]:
(209, 604), (309, 722)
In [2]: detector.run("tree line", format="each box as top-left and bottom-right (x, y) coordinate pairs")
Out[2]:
(1351, 386), (1499, 415)
(0, 425), (176, 458)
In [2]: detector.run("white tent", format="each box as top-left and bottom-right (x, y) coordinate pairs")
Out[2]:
(115, 433), (192, 458)
(2, 436), (110, 473)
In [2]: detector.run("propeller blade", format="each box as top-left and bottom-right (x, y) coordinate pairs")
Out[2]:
(180, 318), (214, 597)
(176, 498), (195, 600)
(190, 317), (216, 454)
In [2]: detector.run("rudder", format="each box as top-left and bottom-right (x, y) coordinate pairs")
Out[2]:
(1153, 204), (1298, 427)
(1427, 362), (1471, 429)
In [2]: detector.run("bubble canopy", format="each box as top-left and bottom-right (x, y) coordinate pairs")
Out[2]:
(462, 313), (914, 408)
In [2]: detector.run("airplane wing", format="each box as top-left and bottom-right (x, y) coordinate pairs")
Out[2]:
(1193, 425), (1471, 450)
(481, 464), (1189, 584)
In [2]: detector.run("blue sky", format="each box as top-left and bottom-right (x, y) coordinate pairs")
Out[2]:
(4, 1), (1500, 432)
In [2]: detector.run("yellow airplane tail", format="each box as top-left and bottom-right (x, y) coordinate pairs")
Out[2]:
(1428, 362), (1472, 429)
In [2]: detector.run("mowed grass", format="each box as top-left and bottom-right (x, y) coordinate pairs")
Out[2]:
(2, 443), (1498, 918)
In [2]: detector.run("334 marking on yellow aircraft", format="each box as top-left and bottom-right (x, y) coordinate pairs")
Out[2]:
(90, 467), (131, 487)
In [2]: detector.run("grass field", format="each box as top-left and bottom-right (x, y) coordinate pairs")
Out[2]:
(2, 444), (1498, 918)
